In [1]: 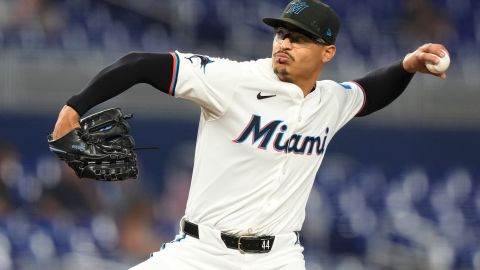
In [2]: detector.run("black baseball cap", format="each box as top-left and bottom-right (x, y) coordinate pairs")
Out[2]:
(263, 0), (340, 45)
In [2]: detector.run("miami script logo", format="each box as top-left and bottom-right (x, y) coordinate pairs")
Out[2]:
(233, 114), (329, 156)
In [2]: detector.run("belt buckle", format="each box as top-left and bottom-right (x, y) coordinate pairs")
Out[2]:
(237, 235), (256, 253)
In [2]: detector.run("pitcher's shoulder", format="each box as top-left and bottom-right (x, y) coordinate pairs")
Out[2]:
(318, 80), (361, 92)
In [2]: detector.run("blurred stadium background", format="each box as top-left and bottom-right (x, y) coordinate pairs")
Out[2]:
(0, 0), (479, 269)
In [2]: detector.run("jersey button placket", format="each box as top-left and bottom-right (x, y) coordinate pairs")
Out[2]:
(297, 99), (305, 123)
(282, 100), (304, 182)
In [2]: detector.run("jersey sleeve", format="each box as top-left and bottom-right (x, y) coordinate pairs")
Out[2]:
(332, 81), (366, 130)
(168, 51), (240, 119)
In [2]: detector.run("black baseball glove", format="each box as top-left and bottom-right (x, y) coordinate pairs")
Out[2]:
(47, 108), (138, 181)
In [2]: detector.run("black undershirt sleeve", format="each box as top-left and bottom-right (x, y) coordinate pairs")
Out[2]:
(353, 60), (415, 117)
(67, 52), (174, 116)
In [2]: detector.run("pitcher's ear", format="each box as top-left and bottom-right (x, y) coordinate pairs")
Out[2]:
(322, 45), (336, 63)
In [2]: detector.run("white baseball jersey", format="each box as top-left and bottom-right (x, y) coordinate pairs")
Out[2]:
(167, 51), (365, 236)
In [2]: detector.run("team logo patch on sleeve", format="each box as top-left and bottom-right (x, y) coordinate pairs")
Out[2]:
(185, 55), (214, 73)
(339, 82), (353, 90)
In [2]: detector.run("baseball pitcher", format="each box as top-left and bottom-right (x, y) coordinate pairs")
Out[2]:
(48, 0), (450, 269)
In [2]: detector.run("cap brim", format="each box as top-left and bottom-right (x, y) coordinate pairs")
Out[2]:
(262, 17), (322, 41)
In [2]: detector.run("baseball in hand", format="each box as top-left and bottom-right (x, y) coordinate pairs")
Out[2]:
(426, 50), (450, 74)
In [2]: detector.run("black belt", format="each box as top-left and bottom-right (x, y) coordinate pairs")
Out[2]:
(183, 220), (275, 253)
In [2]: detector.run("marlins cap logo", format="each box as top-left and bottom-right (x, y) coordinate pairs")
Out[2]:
(286, 0), (309, 14)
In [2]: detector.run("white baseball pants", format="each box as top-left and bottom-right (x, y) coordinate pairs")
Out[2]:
(129, 222), (305, 270)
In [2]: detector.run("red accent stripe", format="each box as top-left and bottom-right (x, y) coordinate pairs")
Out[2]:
(168, 52), (177, 96)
